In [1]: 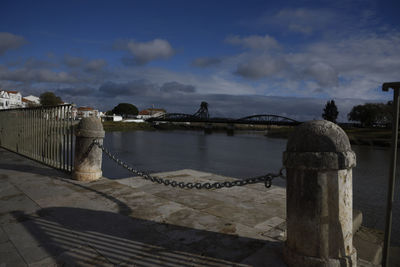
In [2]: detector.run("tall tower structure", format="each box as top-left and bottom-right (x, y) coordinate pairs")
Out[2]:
(193, 101), (209, 119)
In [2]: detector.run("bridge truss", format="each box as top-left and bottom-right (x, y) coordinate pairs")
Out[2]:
(147, 113), (300, 126)
(235, 114), (300, 125)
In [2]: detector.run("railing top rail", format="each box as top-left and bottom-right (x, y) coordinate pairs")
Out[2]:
(0, 104), (73, 112)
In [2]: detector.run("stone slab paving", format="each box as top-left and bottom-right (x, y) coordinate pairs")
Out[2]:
(0, 148), (286, 266)
(2, 148), (396, 266)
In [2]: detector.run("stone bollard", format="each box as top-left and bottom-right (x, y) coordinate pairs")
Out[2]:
(283, 120), (357, 267)
(73, 117), (105, 181)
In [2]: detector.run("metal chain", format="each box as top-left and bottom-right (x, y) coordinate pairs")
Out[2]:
(92, 140), (285, 189)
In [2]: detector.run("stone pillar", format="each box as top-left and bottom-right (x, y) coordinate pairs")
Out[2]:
(73, 117), (105, 181)
(283, 120), (357, 267)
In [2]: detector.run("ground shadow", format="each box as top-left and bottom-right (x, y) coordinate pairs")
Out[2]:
(1, 147), (284, 265)
(12, 207), (283, 266)
(0, 148), (71, 178)
(6, 168), (283, 266)
(0, 162), (70, 178)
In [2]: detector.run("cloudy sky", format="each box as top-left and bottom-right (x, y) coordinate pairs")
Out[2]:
(1, 0), (399, 121)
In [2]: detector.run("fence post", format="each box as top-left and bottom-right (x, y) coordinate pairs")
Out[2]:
(73, 117), (105, 181)
(283, 120), (357, 267)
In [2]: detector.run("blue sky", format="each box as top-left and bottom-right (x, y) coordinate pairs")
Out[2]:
(1, 0), (399, 121)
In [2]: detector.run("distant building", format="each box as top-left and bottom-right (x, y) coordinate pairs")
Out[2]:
(102, 114), (123, 122)
(137, 108), (166, 119)
(23, 95), (40, 106)
(72, 106), (100, 119)
(0, 90), (23, 109)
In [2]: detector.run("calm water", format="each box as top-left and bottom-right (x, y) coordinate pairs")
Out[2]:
(102, 130), (400, 245)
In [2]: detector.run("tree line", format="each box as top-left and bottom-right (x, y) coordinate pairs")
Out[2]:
(38, 91), (394, 127)
(38, 92), (140, 118)
(322, 100), (393, 127)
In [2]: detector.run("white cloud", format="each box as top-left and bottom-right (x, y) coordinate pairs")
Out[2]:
(273, 8), (336, 35)
(226, 34), (280, 50)
(114, 39), (175, 65)
(222, 29), (399, 100)
(115, 66), (256, 95)
(85, 59), (107, 72)
(63, 56), (107, 73)
(56, 87), (97, 96)
(160, 81), (196, 93)
(0, 67), (78, 83)
(63, 55), (84, 68)
(0, 32), (26, 56)
(248, 5), (383, 39)
(191, 57), (221, 68)
(98, 80), (158, 96)
(304, 62), (338, 87)
(235, 56), (287, 79)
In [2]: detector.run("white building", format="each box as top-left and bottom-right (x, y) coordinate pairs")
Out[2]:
(23, 95), (40, 105)
(0, 90), (23, 109)
(137, 108), (166, 119)
(72, 107), (101, 120)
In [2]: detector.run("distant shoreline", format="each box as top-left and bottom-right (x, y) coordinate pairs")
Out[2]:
(102, 121), (393, 148)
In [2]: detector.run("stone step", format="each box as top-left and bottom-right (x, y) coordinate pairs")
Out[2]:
(354, 227), (400, 266)
(353, 209), (363, 235)
(354, 226), (384, 266)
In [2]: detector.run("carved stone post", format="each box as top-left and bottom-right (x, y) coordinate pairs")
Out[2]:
(73, 117), (104, 181)
(283, 120), (357, 266)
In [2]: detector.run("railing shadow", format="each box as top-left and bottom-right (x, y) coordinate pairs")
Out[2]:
(6, 168), (283, 266)
(1, 147), (284, 265)
(0, 147), (71, 178)
(0, 162), (71, 178)
(12, 207), (283, 266)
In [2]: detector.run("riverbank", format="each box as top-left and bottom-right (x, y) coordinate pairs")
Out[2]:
(102, 121), (394, 147)
(102, 121), (274, 132)
(102, 121), (155, 131)
(265, 126), (393, 147)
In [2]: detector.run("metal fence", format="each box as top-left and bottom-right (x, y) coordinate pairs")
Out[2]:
(0, 105), (75, 173)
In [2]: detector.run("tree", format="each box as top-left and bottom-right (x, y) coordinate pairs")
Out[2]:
(111, 103), (138, 118)
(322, 100), (339, 123)
(347, 102), (392, 127)
(39, 92), (63, 106)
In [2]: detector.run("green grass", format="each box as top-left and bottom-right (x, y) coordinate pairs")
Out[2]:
(344, 128), (392, 147)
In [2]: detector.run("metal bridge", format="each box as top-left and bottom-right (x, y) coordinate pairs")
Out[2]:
(146, 102), (300, 126)
(146, 113), (300, 126)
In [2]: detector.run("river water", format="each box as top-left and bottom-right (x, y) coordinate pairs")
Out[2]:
(102, 130), (400, 245)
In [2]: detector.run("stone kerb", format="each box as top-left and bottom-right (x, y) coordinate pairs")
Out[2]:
(73, 117), (105, 181)
(283, 120), (357, 267)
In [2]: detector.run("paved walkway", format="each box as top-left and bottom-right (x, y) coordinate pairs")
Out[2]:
(0, 148), (287, 266)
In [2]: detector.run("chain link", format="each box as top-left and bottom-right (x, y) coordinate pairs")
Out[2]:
(92, 140), (285, 189)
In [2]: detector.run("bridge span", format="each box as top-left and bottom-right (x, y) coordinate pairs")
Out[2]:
(146, 113), (301, 126)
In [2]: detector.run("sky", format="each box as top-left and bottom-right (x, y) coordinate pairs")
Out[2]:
(1, 0), (399, 121)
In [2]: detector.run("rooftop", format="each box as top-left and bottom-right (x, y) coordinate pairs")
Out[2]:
(77, 106), (94, 111)
(0, 90), (20, 94)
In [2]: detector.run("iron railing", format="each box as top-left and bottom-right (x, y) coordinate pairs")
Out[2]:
(0, 105), (75, 173)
